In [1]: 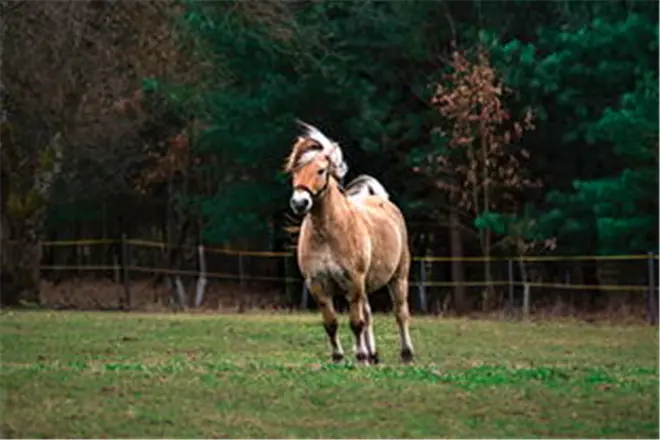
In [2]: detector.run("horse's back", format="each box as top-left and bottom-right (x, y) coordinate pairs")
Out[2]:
(344, 174), (389, 200)
(345, 174), (403, 228)
(346, 178), (409, 290)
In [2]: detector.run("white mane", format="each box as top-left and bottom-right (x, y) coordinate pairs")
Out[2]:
(297, 120), (348, 179)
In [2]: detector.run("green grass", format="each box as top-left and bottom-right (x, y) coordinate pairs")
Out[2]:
(1, 310), (658, 438)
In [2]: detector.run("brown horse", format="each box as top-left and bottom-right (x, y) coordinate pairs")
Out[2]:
(284, 121), (414, 364)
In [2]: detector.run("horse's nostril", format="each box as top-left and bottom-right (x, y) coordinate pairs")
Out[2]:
(290, 196), (311, 213)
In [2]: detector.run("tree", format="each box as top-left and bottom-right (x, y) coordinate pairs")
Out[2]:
(172, 0), (444, 248)
(422, 43), (537, 311)
(486, 5), (658, 256)
(1, 0), (205, 304)
(543, 70), (658, 256)
(476, 205), (556, 318)
(480, 4), (658, 309)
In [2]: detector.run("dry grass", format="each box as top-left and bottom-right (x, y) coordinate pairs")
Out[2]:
(39, 278), (287, 311)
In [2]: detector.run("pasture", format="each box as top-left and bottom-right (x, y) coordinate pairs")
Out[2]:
(1, 310), (658, 438)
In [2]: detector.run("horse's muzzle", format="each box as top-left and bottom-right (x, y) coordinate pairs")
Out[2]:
(290, 190), (312, 215)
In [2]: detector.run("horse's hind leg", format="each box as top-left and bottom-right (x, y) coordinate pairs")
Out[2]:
(363, 299), (379, 364)
(308, 280), (344, 363)
(388, 277), (414, 363)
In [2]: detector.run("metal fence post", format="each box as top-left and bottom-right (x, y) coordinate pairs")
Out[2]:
(647, 252), (658, 325)
(121, 234), (131, 310)
(418, 259), (428, 314)
(194, 244), (207, 308)
(507, 259), (514, 315)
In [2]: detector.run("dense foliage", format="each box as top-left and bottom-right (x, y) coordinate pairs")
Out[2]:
(3, 0), (657, 310)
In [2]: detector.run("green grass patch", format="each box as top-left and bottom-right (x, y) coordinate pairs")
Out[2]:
(1, 311), (658, 438)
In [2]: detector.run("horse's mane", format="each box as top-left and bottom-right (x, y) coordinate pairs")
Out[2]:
(283, 121), (348, 180)
(284, 137), (323, 173)
(344, 174), (390, 200)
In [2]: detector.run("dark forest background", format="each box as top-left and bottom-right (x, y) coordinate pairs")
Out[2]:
(1, 0), (658, 317)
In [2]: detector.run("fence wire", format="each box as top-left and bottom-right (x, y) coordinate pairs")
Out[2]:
(34, 237), (658, 292)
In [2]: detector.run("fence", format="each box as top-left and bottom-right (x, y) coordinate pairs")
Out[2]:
(34, 237), (659, 323)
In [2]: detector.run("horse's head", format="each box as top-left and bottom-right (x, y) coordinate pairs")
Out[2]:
(284, 121), (348, 215)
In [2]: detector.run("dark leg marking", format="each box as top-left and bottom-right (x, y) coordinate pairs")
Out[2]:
(369, 352), (380, 365)
(323, 321), (344, 363)
(401, 347), (414, 363)
(324, 321), (338, 339)
(349, 320), (364, 337)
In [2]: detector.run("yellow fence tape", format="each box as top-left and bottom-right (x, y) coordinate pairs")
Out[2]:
(39, 264), (656, 292)
(36, 238), (657, 263)
(41, 239), (117, 246)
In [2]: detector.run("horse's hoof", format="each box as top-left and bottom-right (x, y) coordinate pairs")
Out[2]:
(369, 352), (380, 365)
(400, 348), (414, 364)
(331, 352), (344, 363)
(356, 352), (369, 365)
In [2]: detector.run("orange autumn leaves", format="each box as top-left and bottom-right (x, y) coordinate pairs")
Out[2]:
(426, 43), (538, 216)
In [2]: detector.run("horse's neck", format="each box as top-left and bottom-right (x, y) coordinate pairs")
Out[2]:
(308, 183), (352, 241)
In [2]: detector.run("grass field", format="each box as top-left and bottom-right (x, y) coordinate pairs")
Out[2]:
(1, 310), (658, 438)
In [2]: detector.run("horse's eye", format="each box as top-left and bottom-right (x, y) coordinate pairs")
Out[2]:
(317, 168), (326, 176)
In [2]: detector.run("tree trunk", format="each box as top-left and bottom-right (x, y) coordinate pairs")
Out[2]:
(449, 209), (468, 314)
(1, 131), (63, 307)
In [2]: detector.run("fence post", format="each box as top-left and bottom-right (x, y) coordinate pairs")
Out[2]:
(113, 254), (120, 284)
(507, 259), (514, 315)
(194, 244), (207, 308)
(647, 252), (658, 326)
(418, 259), (428, 314)
(76, 241), (82, 278)
(121, 234), (131, 310)
(521, 258), (531, 321)
(238, 251), (245, 288)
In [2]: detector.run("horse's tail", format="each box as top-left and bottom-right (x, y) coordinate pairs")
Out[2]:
(344, 174), (390, 201)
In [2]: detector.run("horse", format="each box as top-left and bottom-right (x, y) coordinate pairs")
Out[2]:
(283, 120), (415, 365)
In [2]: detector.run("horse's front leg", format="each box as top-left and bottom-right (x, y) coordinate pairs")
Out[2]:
(347, 278), (369, 365)
(307, 280), (344, 363)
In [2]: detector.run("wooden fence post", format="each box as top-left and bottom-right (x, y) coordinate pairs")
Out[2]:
(113, 254), (120, 284)
(194, 244), (207, 308)
(507, 259), (514, 315)
(76, 241), (82, 278)
(647, 252), (658, 326)
(121, 234), (131, 310)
